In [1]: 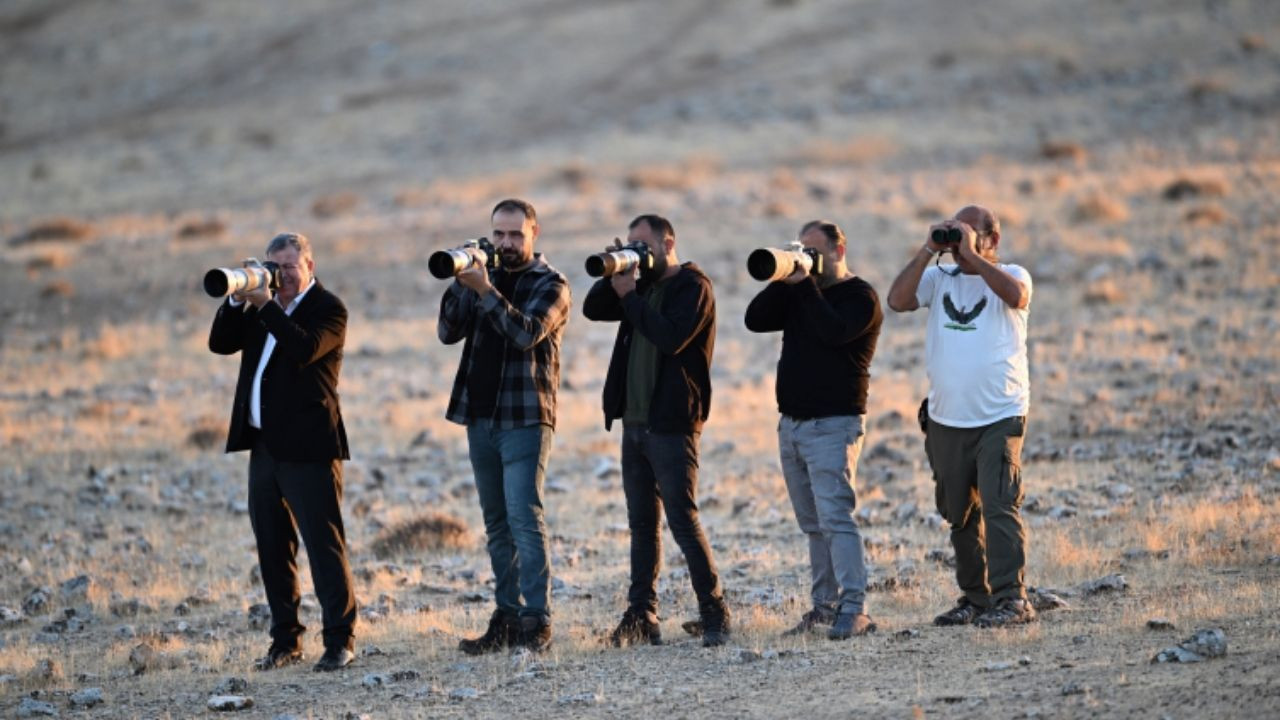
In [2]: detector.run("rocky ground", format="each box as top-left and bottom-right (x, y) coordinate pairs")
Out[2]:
(2, 0), (1279, 718)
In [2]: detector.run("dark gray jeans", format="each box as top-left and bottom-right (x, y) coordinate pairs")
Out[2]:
(778, 414), (869, 616)
(621, 424), (725, 616)
(924, 415), (1028, 606)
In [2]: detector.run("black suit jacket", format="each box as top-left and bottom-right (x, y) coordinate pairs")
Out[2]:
(208, 281), (350, 462)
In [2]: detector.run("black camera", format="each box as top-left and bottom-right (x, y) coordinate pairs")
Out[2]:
(204, 259), (281, 298)
(429, 238), (499, 279)
(585, 242), (653, 278)
(931, 227), (962, 245)
(746, 242), (824, 282)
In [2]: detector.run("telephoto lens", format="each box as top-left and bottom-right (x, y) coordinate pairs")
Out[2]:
(585, 243), (653, 278)
(746, 243), (821, 282)
(203, 261), (281, 298)
(930, 227), (962, 245)
(428, 238), (497, 279)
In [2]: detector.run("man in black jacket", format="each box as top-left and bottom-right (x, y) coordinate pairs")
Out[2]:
(745, 220), (883, 640)
(583, 214), (730, 648)
(209, 232), (357, 672)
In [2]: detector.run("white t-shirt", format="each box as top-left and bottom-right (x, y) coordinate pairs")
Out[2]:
(915, 263), (1031, 427)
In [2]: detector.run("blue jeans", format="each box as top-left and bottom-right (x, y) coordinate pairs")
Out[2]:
(466, 420), (553, 618)
(778, 414), (869, 616)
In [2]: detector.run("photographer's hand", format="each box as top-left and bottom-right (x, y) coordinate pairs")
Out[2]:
(955, 222), (980, 262)
(782, 265), (809, 285)
(244, 284), (272, 309)
(610, 269), (637, 297)
(924, 223), (950, 256)
(456, 262), (492, 295)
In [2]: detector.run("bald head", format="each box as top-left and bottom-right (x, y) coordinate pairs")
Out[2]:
(954, 205), (1001, 259)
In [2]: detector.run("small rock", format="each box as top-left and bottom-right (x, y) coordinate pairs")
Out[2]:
(449, 687), (479, 700)
(558, 691), (602, 705)
(1076, 573), (1127, 595)
(247, 604), (271, 630)
(17, 698), (58, 717)
(23, 586), (52, 615)
(1061, 681), (1086, 696)
(0, 606), (23, 626)
(60, 575), (92, 603)
(362, 673), (391, 689)
(208, 695), (254, 711)
(1047, 506), (1077, 520)
(738, 649), (763, 663)
(983, 661), (1015, 672)
(359, 645), (386, 658)
(892, 502), (918, 524)
(1146, 618), (1175, 631)
(215, 677), (249, 694)
(1152, 628), (1227, 663)
(69, 687), (104, 707)
(893, 628), (920, 641)
(1027, 587), (1069, 611)
(114, 625), (137, 639)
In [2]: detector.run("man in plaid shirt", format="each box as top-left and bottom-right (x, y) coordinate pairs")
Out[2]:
(438, 198), (571, 653)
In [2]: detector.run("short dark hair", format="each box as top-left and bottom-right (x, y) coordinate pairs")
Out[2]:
(629, 214), (675, 241)
(492, 198), (537, 222)
(265, 232), (312, 262)
(799, 220), (845, 249)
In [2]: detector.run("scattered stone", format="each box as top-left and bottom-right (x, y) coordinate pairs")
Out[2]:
(1076, 573), (1127, 595)
(1061, 681), (1086, 696)
(359, 645), (386, 658)
(892, 502), (918, 524)
(60, 575), (92, 603)
(115, 625), (137, 639)
(1, 606), (23, 625)
(110, 597), (154, 617)
(23, 586), (52, 615)
(69, 687), (104, 707)
(1027, 587), (1069, 611)
(893, 629), (920, 641)
(1047, 506), (1077, 520)
(449, 687), (480, 700)
(215, 677), (249, 694)
(1153, 628), (1227, 663)
(363, 673), (391, 689)
(559, 691), (603, 705)
(924, 549), (955, 567)
(208, 695), (254, 711)
(738, 649), (763, 663)
(1263, 555), (1280, 566)
(247, 604), (271, 630)
(17, 698), (58, 717)
(983, 661), (1015, 672)
(1147, 618), (1175, 631)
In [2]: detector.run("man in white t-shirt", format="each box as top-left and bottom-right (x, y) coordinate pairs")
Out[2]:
(886, 205), (1036, 628)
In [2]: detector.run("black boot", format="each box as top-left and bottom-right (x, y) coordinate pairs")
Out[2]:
(699, 601), (731, 648)
(458, 609), (518, 655)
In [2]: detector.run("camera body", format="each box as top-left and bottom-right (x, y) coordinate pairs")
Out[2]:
(930, 227), (963, 246)
(746, 241), (824, 282)
(585, 242), (654, 278)
(204, 260), (282, 298)
(429, 237), (499, 279)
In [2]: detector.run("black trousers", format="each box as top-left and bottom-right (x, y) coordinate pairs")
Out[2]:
(621, 424), (725, 616)
(248, 435), (357, 651)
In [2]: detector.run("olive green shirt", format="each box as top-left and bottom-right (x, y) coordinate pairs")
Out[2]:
(624, 277), (671, 424)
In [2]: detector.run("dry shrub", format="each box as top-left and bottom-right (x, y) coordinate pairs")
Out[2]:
(624, 156), (721, 192)
(557, 163), (597, 194)
(10, 217), (94, 246)
(791, 135), (896, 167)
(1184, 204), (1227, 225)
(1162, 177), (1227, 201)
(312, 192), (361, 219)
(1040, 141), (1087, 163)
(1240, 33), (1266, 53)
(1083, 278), (1125, 305)
(25, 250), (71, 272)
(40, 280), (74, 298)
(370, 512), (471, 558)
(176, 218), (227, 240)
(1071, 193), (1129, 224)
(185, 417), (225, 450)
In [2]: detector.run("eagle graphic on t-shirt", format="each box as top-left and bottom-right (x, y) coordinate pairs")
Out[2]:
(942, 293), (986, 331)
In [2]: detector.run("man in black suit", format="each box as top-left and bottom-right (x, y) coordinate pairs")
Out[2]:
(209, 232), (358, 672)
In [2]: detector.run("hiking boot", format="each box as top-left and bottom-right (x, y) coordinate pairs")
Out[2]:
(781, 608), (836, 637)
(516, 615), (552, 653)
(458, 609), (518, 655)
(608, 608), (663, 647)
(253, 643), (303, 671)
(700, 605), (732, 648)
(975, 598), (1037, 628)
(828, 612), (877, 640)
(933, 597), (985, 626)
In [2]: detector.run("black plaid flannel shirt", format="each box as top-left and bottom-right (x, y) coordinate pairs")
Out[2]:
(438, 255), (571, 429)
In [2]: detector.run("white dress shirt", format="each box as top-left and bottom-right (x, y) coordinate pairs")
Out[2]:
(230, 279), (315, 429)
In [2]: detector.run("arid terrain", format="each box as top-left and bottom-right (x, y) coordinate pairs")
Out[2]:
(2, 0), (1279, 718)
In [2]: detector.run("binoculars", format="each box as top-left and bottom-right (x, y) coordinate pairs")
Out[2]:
(204, 260), (281, 298)
(746, 242), (824, 282)
(429, 238), (499, 279)
(931, 227), (963, 245)
(585, 242), (653, 278)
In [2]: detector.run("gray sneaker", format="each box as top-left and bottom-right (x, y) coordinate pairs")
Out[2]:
(782, 609), (836, 637)
(975, 598), (1037, 628)
(828, 612), (876, 640)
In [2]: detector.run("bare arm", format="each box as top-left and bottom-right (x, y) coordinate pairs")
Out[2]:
(886, 247), (936, 312)
(957, 243), (1030, 309)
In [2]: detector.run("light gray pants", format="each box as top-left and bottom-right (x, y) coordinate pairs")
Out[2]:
(779, 414), (869, 616)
